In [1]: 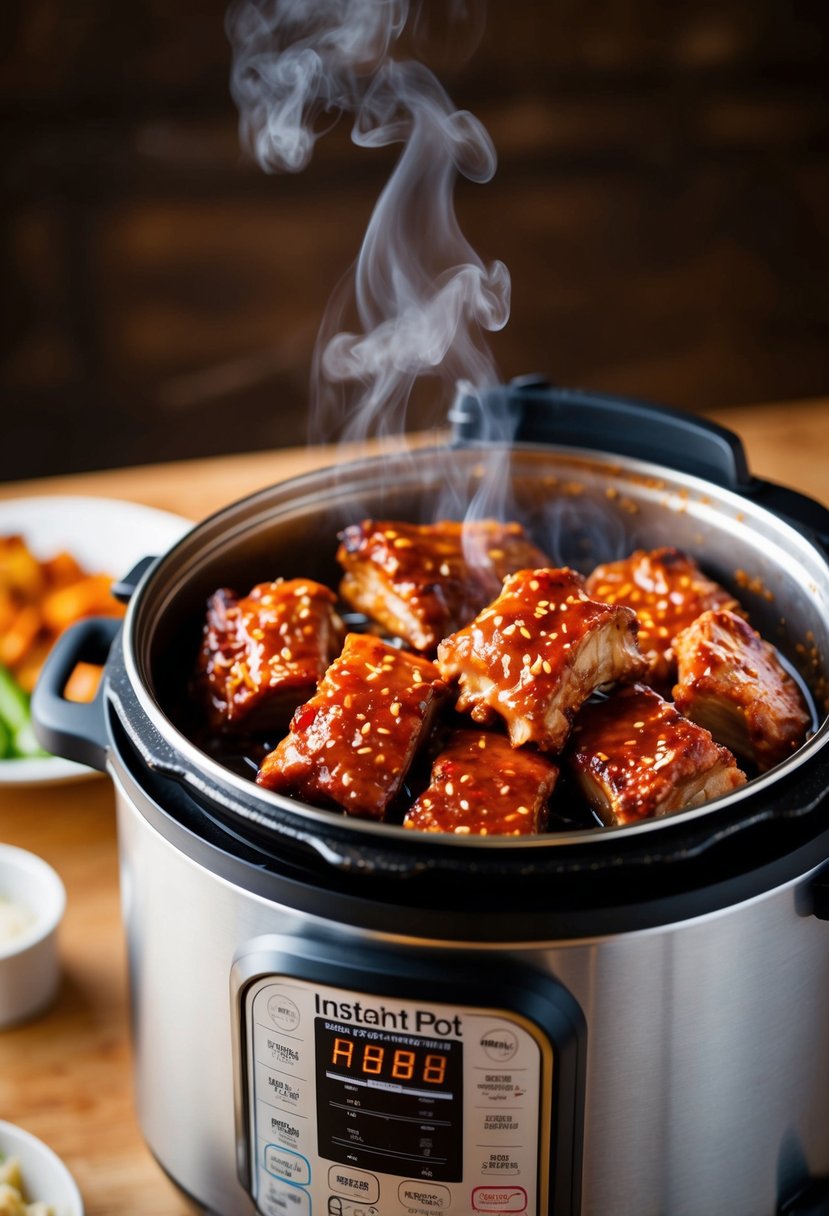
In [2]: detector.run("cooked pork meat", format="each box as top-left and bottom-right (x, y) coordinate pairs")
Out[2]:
(436, 567), (647, 753)
(403, 729), (559, 836)
(256, 633), (447, 820)
(336, 518), (549, 654)
(672, 608), (811, 772)
(585, 547), (741, 690)
(195, 579), (344, 733)
(569, 683), (747, 824)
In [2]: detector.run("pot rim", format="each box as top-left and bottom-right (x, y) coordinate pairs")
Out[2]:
(119, 439), (829, 856)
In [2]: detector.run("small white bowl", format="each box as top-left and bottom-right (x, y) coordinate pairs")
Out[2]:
(0, 1121), (83, 1215)
(0, 845), (66, 1029)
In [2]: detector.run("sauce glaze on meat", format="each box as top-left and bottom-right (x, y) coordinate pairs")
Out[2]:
(190, 522), (813, 836)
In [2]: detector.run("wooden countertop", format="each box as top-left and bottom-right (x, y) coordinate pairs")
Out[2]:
(0, 397), (826, 1215)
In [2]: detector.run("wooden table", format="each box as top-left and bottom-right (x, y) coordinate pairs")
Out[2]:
(0, 399), (826, 1215)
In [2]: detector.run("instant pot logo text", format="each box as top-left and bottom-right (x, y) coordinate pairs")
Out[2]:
(315, 995), (462, 1038)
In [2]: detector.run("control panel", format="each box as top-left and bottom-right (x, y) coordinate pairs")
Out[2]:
(242, 975), (553, 1215)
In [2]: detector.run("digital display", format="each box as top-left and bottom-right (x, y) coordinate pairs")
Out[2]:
(314, 1018), (463, 1182)
(327, 1033), (449, 1085)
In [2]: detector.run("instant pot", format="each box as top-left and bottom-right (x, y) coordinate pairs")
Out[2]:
(33, 382), (829, 1216)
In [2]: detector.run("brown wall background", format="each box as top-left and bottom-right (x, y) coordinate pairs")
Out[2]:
(2, 0), (828, 480)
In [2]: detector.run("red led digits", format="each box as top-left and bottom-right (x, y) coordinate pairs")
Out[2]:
(423, 1054), (447, 1084)
(332, 1037), (354, 1067)
(362, 1045), (384, 1075)
(391, 1050), (416, 1080)
(329, 1036), (448, 1085)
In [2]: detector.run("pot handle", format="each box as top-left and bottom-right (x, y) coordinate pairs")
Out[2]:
(450, 376), (753, 490)
(31, 617), (122, 772)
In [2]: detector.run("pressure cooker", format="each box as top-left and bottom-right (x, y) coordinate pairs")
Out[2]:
(32, 382), (829, 1216)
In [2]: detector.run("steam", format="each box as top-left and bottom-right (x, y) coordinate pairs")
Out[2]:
(227, 0), (511, 447)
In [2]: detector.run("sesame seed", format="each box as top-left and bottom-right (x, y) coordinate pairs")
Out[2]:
(357, 746), (372, 755)
(342, 773), (352, 786)
(390, 702), (401, 717)
(519, 626), (532, 639)
(361, 722), (371, 735)
(460, 799), (470, 811)
(445, 781), (454, 796)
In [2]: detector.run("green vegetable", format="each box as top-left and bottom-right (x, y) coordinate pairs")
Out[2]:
(0, 663), (48, 759)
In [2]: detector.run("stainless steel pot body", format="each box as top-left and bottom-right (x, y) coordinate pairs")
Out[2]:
(32, 390), (829, 1216)
(112, 745), (829, 1216)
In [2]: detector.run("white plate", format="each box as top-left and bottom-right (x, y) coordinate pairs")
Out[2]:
(0, 495), (192, 787)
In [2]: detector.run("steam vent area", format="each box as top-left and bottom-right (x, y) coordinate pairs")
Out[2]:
(3, 0), (829, 480)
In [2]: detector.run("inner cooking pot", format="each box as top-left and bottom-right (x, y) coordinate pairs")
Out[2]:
(34, 384), (829, 893)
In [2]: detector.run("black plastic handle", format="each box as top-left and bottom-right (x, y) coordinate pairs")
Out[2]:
(31, 616), (123, 772)
(450, 376), (752, 489)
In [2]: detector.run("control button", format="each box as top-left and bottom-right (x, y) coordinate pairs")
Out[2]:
(267, 992), (302, 1032)
(480, 1111), (522, 1136)
(475, 1074), (528, 1104)
(398, 1179), (452, 1211)
(258, 1030), (304, 1072)
(479, 1028), (520, 1063)
(258, 1175), (311, 1215)
(479, 1150), (521, 1176)
(327, 1165), (380, 1203)
(472, 1185), (528, 1213)
(260, 1064), (302, 1109)
(260, 1103), (305, 1151)
(264, 1145), (311, 1186)
(327, 1199), (380, 1216)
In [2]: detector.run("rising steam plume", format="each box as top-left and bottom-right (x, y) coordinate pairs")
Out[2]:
(227, 0), (511, 448)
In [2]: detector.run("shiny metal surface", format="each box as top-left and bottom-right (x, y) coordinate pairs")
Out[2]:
(121, 442), (829, 857)
(114, 758), (829, 1216)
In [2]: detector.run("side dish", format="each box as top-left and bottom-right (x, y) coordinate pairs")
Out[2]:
(0, 1155), (55, 1216)
(0, 534), (124, 760)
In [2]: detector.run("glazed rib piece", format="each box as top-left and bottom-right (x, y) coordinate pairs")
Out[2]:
(195, 579), (344, 733)
(256, 633), (447, 820)
(336, 518), (550, 654)
(568, 683), (747, 825)
(585, 547), (741, 691)
(436, 567), (647, 753)
(672, 608), (811, 772)
(403, 729), (559, 836)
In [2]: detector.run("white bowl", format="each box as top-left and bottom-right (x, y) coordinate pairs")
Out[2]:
(0, 845), (66, 1029)
(0, 1121), (83, 1215)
